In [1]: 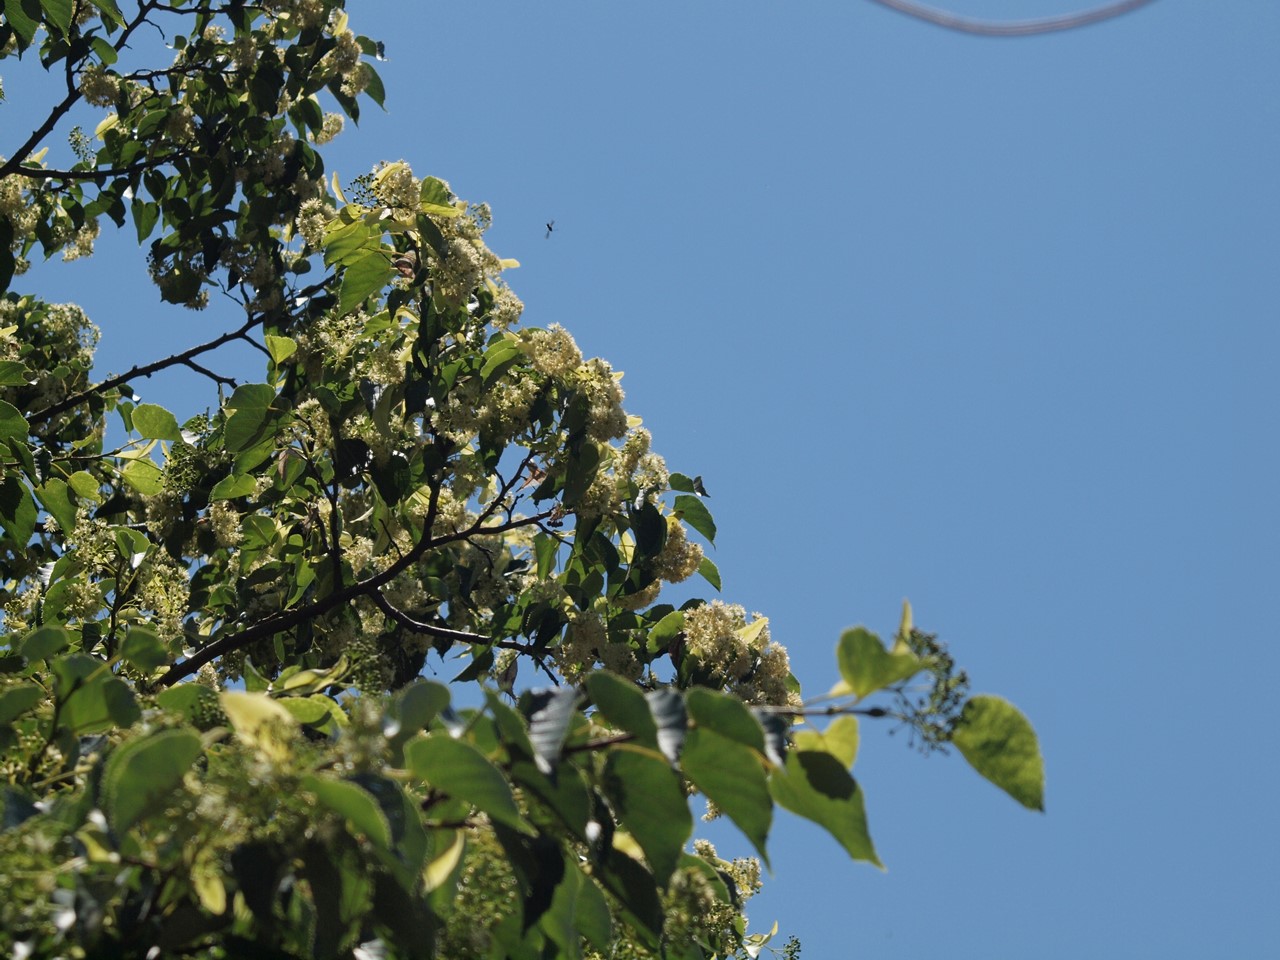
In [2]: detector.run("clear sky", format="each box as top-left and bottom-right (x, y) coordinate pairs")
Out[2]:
(6, 1), (1279, 957)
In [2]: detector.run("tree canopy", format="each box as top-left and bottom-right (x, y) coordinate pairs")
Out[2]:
(0, 2), (1044, 958)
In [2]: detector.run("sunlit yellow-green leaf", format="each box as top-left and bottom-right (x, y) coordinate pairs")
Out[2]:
(836, 626), (923, 699)
(953, 695), (1045, 811)
(132, 402), (182, 440)
(121, 457), (164, 496)
(220, 690), (297, 761)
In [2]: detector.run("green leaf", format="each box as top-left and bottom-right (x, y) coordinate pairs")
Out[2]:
(0, 475), (36, 551)
(131, 198), (159, 242)
(102, 728), (202, 832)
(220, 690), (296, 760)
(276, 656), (348, 695)
(20, 625), (70, 660)
(480, 338), (522, 386)
(645, 609), (684, 654)
(121, 457), (163, 495)
(697, 556), (721, 591)
(61, 674), (140, 735)
(405, 733), (530, 833)
(799, 715), (860, 768)
(264, 334), (297, 365)
(132, 402), (182, 441)
(120, 625), (168, 672)
(222, 383), (281, 453)
(89, 35), (117, 66)
(770, 745), (880, 867)
(673, 494), (716, 544)
(602, 745), (692, 886)
(385, 679), (450, 741)
(0, 683), (44, 724)
(574, 871), (613, 951)
(952, 695), (1045, 811)
(586, 671), (657, 747)
(209, 473), (255, 500)
(682, 726), (772, 865)
(40, 0), (74, 34)
(156, 683), (220, 723)
(0, 360), (30, 386)
(835, 626), (923, 699)
(0, 399), (28, 441)
(539, 855), (583, 960)
(34, 478), (76, 535)
(3, 0), (40, 46)
(88, 0), (125, 27)
(419, 177), (459, 217)
(686, 687), (765, 752)
(304, 774), (392, 850)
(337, 251), (391, 316)
(67, 470), (102, 502)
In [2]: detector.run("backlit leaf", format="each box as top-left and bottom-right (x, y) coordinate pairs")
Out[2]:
(769, 747), (881, 868)
(132, 402), (181, 441)
(953, 695), (1045, 811)
(836, 626), (923, 699)
(103, 728), (202, 832)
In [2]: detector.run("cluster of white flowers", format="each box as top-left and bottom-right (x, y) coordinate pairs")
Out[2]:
(78, 64), (120, 107)
(433, 236), (485, 305)
(576, 358), (628, 442)
(617, 580), (661, 611)
(653, 517), (702, 584)
(489, 285), (524, 329)
(683, 601), (796, 705)
(207, 500), (242, 548)
(371, 161), (419, 210)
(164, 103), (197, 144)
(524, 324), (582, 379)
(0, 164), (37, 240)
(294, 197), (331, 248)
(312, 111), (345, 145)
(553, 607), (608, 682)
(60, 220), (100, 262)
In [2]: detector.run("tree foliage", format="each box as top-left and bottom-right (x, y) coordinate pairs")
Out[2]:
(0, 2), (1044, 958)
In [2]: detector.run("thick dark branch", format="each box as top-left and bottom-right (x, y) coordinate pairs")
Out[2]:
(157, 490), (560, 686)
(29, 314), (261, 425)
(12, 153), (188, 182)
(865, 0), (1157, 36)
(28, 274), (332, 425)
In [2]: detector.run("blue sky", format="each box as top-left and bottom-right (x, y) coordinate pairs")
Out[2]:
(6, 1), (1279, 956)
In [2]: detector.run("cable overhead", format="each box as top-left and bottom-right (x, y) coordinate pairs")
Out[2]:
(864, 0), (1158, 37)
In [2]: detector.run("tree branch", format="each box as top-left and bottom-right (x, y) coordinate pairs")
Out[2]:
(0, 1), (162, 178)
(864, 0), (1158, 36)
(28, 314), (262, 425)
